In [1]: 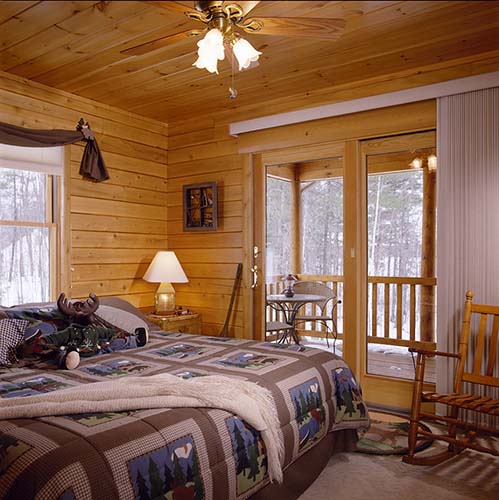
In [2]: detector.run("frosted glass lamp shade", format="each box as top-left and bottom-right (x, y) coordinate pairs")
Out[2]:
(193, 28), (225, 74)
(427, 154), (438, 171)
(232, 37), (261, 70)
(143, 251), (188, 314)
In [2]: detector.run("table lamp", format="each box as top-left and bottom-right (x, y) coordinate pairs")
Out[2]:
(143, 251), (188, 314)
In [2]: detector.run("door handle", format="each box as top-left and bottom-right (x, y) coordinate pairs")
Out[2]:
(251, 265), (259, 289)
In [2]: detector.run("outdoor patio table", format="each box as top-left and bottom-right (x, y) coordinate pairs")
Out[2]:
(266, 293), (326, 344)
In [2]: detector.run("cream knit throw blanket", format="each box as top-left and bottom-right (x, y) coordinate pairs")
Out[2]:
(0, 373), (284, 483)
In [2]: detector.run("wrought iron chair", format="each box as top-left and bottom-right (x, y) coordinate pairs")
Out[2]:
(403, 291), (499, 465)
(292, 281), (340, 350)
(265, 321), (295, 344)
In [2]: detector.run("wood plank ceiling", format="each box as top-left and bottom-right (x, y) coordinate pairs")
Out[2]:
(1, 1), (499, 123)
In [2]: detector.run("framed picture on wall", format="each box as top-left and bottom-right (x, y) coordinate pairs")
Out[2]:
(183, 182), (218, 231)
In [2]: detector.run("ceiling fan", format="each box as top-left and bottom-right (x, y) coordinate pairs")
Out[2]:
(122, 1), (346, 74)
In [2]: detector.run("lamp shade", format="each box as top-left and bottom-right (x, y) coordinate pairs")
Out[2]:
(232, 37), (261, 71)
(143, 251), (188, 283)
(193, 28), (225, 74)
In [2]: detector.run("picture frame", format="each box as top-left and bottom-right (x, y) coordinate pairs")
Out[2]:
(183, 182), (218, 231)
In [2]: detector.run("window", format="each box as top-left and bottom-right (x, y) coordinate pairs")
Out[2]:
(0, 144), (64, 306)
(266, 176), (291, 279)
(367, 170), (423, 277)
(301, 178), (344, 275)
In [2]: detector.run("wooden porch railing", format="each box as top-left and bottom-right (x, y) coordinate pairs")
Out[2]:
(266, 274), (437, 349)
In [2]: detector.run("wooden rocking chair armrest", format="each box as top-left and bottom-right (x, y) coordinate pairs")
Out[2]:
(408, 347), (461, 359)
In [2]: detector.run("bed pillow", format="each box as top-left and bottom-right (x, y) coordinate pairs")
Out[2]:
(0, 318), (29, 366)
(94, 305), (149, 338)
(99, 297), (161, 331)
(0, 307), (66, 340)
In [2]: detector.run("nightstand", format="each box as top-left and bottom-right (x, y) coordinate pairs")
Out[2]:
(147, 313), (202, 334)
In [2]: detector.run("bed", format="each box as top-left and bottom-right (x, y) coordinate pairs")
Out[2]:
(0, 298), (369, 500)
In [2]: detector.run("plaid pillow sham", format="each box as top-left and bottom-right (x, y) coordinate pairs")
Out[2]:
(0, 318), (29, 366)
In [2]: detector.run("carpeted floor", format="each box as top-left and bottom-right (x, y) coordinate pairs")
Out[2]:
(298, 421), (499, 500)
(298, 446), (499, 500)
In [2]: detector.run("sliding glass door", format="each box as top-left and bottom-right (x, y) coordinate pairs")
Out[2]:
(361, 131), (437, 406)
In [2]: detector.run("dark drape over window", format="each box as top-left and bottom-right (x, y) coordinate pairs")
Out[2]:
(0, 119), (109, 182)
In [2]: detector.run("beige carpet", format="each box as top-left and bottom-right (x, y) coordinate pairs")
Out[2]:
(299, 445), (499, 500)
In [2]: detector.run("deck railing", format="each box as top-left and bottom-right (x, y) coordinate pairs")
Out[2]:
(266, 274), (437, 348)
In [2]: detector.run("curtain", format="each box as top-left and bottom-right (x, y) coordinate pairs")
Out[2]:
(436, 87), (499, 410)
(0, 120), (109, 182)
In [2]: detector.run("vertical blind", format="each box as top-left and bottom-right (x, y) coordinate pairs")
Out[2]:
(436, 87), (499, 413)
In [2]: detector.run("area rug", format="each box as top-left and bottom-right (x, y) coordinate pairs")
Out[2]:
(355, 411), (433, 455)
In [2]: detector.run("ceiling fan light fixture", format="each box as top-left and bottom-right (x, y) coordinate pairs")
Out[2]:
(232, 36), (261, 70)
(427, 153), (438, 171)
(193, 28), (225, 73)
(409, 157), (423, 169)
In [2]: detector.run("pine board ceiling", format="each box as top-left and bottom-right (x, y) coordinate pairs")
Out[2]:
(1, 1), (499, 123)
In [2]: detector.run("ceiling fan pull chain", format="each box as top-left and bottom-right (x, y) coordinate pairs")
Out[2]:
(229, 50), (238, 99)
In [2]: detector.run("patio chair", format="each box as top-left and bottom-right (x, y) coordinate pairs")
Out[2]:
(265, 321), (294, 344)
(293, 281), (341, 350)
(403, 290), (499, 465)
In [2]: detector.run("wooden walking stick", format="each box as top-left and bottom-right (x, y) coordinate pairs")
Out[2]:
(219, 263), (243, 337)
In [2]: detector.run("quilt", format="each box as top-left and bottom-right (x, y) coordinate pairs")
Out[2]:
(0, 331), (369, 500)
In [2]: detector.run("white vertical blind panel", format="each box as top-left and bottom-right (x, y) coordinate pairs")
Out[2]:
(0, 144), (63, 175)
(436, 88), (499, 416)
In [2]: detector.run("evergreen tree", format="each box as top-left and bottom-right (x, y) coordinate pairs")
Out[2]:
(191, 452), (204, 500)
(148, 457), (164, 499)
(246, 443), (260, 482)
(232, 420), (250, 475)
(341, 389), (356, 417)
(172, 453), (185, 486)
(136, 469), (150, 500)
(306, 392), (313, 411)
(163, 462), (174, 494)
(185, 463), (193, 482)
(298, 391), (308, 418)
(293, 396), (301, 417)
(314, 392), (322, 409)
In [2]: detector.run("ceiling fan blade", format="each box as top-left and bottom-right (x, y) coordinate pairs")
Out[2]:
(251, 17), (346, 40)
(121, 29), (204, 56)
(144, 1), (198, 16)
(234, 1), (261, 16)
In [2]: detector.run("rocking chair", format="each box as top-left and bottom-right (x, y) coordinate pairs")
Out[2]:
(403, 291), (499, 465)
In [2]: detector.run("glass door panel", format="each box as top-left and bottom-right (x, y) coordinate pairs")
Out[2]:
(265, 157), (344, 347)
(365, 133), (436, 383)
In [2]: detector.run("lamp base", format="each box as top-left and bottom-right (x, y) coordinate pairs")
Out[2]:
(155, 282), (176, 315)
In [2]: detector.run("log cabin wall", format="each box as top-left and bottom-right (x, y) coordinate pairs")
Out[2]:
(0, 71), (168, 309)
(167, 118), (245, 337)
(167, 100), (437, 338)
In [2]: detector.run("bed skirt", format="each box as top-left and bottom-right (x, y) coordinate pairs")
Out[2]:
(251, 429), (358, 500)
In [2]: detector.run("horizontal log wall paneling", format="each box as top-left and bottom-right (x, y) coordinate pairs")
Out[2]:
(167, 100), (436, 338)
(167, 121), (244, 336)
(0, 71), (167, 308)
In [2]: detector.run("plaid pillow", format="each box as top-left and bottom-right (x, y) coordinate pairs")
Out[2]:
(1, 308), (67, 340)
(0, 318), (29, 366)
